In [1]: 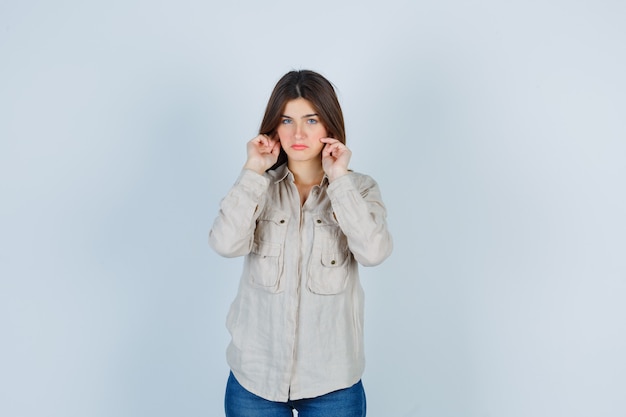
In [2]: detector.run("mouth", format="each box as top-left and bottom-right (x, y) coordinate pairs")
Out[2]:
(291, 144), (308, 150)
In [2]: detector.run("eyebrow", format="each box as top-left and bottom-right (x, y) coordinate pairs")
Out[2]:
(281, 113), (319, 119)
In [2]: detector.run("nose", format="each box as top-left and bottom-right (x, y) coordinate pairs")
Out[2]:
(295, 122), (305, 140)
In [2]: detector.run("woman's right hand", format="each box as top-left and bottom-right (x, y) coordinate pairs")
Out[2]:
(243, 134), (281, 174)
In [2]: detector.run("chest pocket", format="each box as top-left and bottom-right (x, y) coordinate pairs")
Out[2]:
(249, 209), (290, 292)
(307, 210), (351, 295)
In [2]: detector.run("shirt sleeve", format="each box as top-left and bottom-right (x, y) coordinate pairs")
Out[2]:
(209, 169), (270, 258)
(327, 172), (393, 266)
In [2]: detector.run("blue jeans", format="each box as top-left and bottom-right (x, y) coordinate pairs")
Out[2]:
(224, 372), (367, 417)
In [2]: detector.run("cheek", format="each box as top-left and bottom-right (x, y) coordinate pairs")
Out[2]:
(276, 125), (291, 139)
(311, 124), (328, 138)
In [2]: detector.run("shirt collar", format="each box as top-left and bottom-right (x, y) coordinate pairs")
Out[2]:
(268, 163), (329, 186)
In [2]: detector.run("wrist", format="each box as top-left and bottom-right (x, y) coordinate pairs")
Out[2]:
(243, 160), (267, 175)
(328, 169), (349, 182)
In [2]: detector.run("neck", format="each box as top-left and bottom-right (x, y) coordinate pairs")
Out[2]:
(288, 159), (324, 186)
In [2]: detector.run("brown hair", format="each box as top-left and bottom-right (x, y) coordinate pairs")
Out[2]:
(259, 70), (345, 170)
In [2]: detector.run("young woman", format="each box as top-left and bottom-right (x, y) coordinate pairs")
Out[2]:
(209, 69), (393, 417)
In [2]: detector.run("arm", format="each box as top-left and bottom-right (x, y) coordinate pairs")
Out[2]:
(209, 134), (280, 257)
(209, 169), (269, 257)
(320, 137), (392, 266)
(327, 173), (393, 266)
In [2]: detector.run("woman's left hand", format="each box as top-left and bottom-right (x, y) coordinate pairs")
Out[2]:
(320, 138), (351, 182)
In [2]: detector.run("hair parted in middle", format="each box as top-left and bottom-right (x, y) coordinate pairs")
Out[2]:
(259, 69), (345, 171)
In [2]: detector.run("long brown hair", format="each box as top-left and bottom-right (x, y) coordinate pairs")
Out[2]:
(259, 70), (345, 171)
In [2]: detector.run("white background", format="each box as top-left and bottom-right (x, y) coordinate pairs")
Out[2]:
(1, 1), (625, 416)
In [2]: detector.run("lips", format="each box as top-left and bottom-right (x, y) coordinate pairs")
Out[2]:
(291, 144), (308, 150)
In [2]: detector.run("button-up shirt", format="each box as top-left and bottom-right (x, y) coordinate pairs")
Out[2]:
(209, 163), (392, 402)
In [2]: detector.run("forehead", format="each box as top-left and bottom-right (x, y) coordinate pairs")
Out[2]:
(282, 98), (317, 117)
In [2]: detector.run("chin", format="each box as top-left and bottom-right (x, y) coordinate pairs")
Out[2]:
(287, 153), (322, 163)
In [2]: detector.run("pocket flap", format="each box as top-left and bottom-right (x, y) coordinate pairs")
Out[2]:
(252, 241), (281, 257)
(321, 250), (346, 267)
(258, 209), (289, 226)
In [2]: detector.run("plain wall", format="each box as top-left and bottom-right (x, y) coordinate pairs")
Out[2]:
(1, 1), (625, 416)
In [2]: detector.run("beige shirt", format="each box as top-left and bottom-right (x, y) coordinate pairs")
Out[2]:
(209, 163), (392, 402)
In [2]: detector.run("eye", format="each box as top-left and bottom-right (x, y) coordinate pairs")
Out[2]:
(281, 118), (293, 125)
(307, 119), (318, 124)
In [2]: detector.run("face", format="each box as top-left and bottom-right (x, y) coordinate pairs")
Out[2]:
(276, 98), (328, 163)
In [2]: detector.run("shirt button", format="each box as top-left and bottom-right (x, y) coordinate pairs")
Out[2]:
(330, 260), (336, 265)
(280, 219), (285, 224)
(316, 219), (322, 224)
